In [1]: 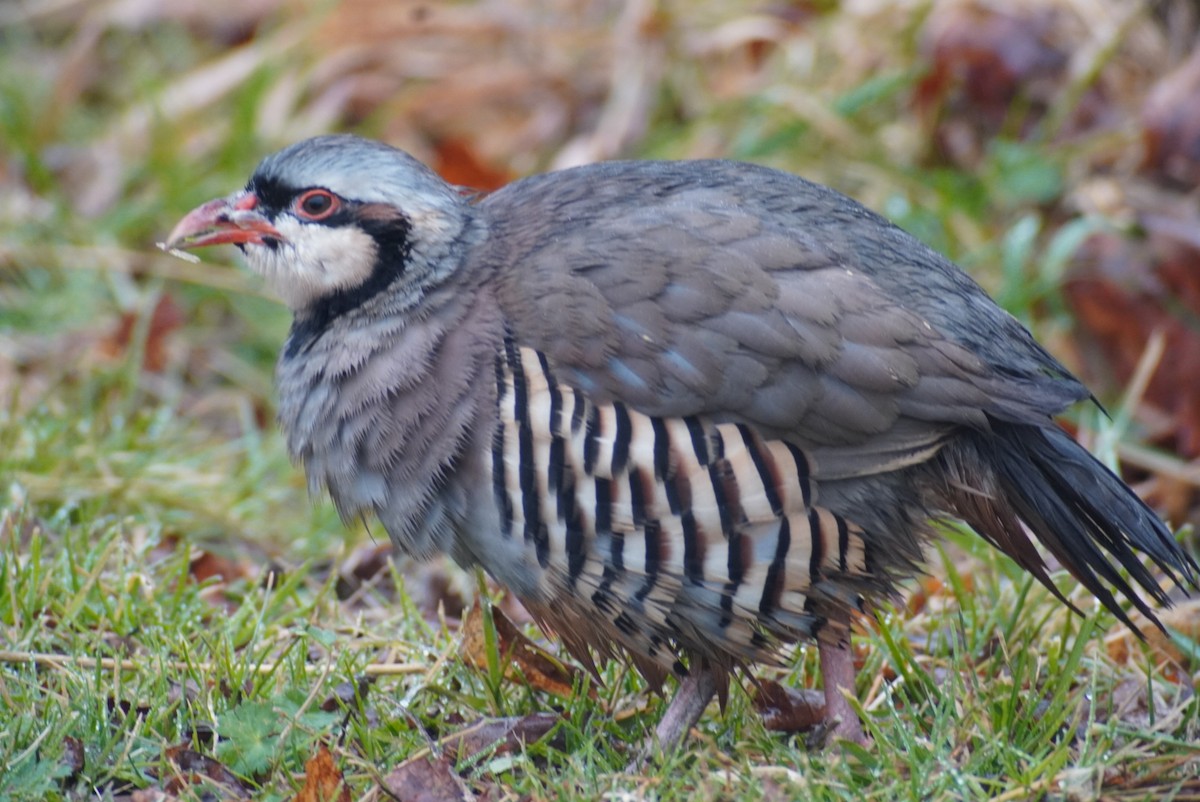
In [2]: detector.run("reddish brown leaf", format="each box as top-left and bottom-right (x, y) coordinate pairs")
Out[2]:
(1105, 597), (1200, 673)
(161, 744), (249, 796)
(432, 138), (513, 193)
(335, 542), (393, 601)
(339, 550), (470, 621)
(1066, 221), (1200, 458)
(905, 575), (946, 616)
(188, 549), (253, 585)
(439, 713), (563, 761)
(61, 735), (85, 780)
(912, 2), (1101, 164)
(381, 754), (473, 802)
(97, 293), (184, 373)
(459, 599), (590, 699)
(1142, 50), (1200, 185)
(752, 678), (826, 733)
(292, 745), (351, 802)
(919, 3), (1066, 111)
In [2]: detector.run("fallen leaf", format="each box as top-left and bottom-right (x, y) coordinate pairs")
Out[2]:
(161, 744), (249, 797)
(319, 675), (373, 712)
(189, 549), (254, 585)
(914, 2), (1072, 164)
(905, 575), (946, 616)
(751, 678), (826, 733)
(459, 599), (591, 699)
(61, 735), (85, 781)
(439, 713), (564, 761)
(335, 543), (393, 601)
(1141, 50), (1200, 185)
(1104, 597), (1200, 672)
(96, 293), (184, 372)
(381, 754), (473, 802)
(1066, 220), (1200, 458)
(292, 745), (351, 802)
(432, 138), (513, 192)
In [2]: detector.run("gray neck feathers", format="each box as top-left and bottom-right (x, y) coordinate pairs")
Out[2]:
(274, 229), (505, 559)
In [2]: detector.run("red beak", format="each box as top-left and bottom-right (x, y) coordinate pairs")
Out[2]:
(165, 193), (284, 250)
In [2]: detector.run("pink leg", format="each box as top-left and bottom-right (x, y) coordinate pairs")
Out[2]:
(819, 638), (868, 745)
(651, 665), (721, 753)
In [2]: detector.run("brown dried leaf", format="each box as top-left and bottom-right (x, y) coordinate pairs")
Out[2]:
(439, 713), (563, 762)
(1066, 221), (1200, 458)
(459, 600), (590, 699)
(96, 293), (184, 373)
(308, 0), (605, 168)
(161, 744), (249, 796)
(920, 2), (1067, 109)
(61, 735), (85, 781)
(1104, 597), (1200, 673)
(381, 754), (473, 802)
(913, 1), (1094, 165)
(905, 575), (947, 617)
(291, 745), (351, 802)
(1141, 50), (1200, 185)
(751, 678), (826, 733)
(319, 675), (372, 712)
(432, 138), (513, 193)
(189, 549), (254, 585)
(335, 542), (393, 601)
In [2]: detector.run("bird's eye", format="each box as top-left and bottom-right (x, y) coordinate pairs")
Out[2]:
(294, 189), (338, 220)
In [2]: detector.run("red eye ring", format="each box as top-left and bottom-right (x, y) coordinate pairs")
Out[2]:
(294, 189), (339, 220)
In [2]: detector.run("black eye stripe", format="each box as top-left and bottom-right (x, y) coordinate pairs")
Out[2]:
(247, 175), (293, 216)
(247, 176), (367, 230)
(249, 176), (345, 219)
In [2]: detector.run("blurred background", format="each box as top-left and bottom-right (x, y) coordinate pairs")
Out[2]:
(4, 0), (1200, 546)
(3, 0), (1200, 797)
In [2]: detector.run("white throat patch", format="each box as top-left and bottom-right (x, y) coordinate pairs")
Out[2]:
(243, 215), (379, 310)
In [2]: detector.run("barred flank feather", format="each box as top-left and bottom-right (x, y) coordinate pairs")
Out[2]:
(492, 338), (879, 678)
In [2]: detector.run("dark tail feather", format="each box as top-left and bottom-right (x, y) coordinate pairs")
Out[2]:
(943, 421), (1198, 635)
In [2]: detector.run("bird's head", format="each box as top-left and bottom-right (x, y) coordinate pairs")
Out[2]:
(166, 135), (472, 313)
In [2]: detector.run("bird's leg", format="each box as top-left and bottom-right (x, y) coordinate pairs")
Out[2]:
(818, 637), (868, 745)
(644, 664), (721, 758)
(653, 665), (721, 751)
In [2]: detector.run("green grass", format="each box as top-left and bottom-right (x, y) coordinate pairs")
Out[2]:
(2, 3), (1199, 800)
(4, 494), (1195, 800)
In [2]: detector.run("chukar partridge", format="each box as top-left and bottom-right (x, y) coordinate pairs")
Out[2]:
(166, 134), (1197, 750)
